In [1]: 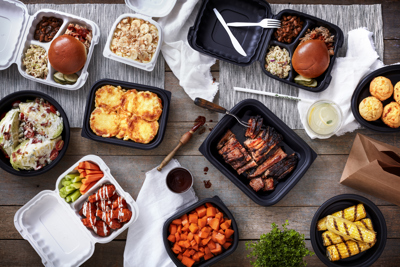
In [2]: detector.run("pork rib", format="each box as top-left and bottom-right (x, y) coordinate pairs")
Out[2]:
(217, 130), (235, 150)
(248, 148), (287, 178)
(249, 177), (264, 192)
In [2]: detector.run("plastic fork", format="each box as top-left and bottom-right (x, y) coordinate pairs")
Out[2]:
(227, 19), (281, 29)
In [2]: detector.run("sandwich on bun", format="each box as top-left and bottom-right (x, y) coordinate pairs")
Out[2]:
(48, 35), (87, 75)
(292, 40), (330, 79)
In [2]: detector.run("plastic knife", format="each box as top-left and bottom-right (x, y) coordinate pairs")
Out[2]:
(213, 8), (247, 57)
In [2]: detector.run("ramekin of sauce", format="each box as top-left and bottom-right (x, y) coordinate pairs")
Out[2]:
(166, 167), (194, 194)
(305, 100), (343, 139)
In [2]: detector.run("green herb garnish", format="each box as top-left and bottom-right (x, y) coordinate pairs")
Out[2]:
(246, 221), (314, 267)
(327, 120), (333, 124)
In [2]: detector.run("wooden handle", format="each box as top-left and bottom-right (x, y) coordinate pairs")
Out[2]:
(194, 98), (227, 114)
(157, 143), (183, 171)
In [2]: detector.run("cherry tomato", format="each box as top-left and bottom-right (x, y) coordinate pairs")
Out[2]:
(55, 140), (64, 151)
(49, 149), (58, 161)
(49, 105), (57, 114)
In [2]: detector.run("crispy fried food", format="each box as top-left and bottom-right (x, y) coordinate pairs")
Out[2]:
(95, 85), (125, 111)
(90, 107), (120, 137)
(121, 90), (162, 121)
(126, 115), (159, 144)
(88, 184), (116, 203)
(92, 220), (111, 237)
(97, 208), (132, 223)
(112, 196), (128, 209)
(115, 109), (132, 140)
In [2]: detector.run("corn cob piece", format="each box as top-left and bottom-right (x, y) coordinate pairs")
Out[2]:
(317, 204), (366, 231)
(326, 240), (374, 261)
(322, 218), (374, 246)
(325, 215), (376, 243)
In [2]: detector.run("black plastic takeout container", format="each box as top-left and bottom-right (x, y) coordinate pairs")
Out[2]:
(351, 65), (400, 132)
(81, 79), (171, 150)
(0, 91), (70, 176)
(163, 196), (239, 266)
(310, 194), (387, 267)
(188, 0), (344, 92)
(199, 99), (317, 206)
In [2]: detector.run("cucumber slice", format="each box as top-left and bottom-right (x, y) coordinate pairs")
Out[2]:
(54, 77), (66, 85)
(54, 72), (66, 82)
(63, 73), (79, 84)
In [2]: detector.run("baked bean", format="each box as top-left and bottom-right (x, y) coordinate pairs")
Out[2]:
(34, 16), (63, 42)
(274, 15), (304, 43)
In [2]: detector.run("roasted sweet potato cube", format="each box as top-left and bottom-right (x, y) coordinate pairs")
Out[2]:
(207, 207), (217, 217)
(199, 227), (211, 238)
(192, 244), (199, 251)
(211, 243), (222, 255)
(189, 213), (198, 224)
(183, 240), (191, 248)
(182, 223), (189, 232)
(177, 253), (183, 260)
(198, 217), (207, 229)
(204, 252), (214, 260)
(175, 232), (181, 242)
(207, 240), (216, 250)
(181, 256), (195, 267)
(177, 225), (182, 233)
(225, 229), (234, 239)
(194, 234), (201, 244)
(189, 223), (199, 234)
(181, 214), (188, 222)
(173, 243), (182, 253)
(209, 218), (220, 231)
(215, 232), (226, 245)
(211, 231), (218, 242)
(205, 203), (213, 208)
(181, 233), (188, 240)
(190, 239), (197, 247)
(187, 232), (194, 241)
(172, 219), (182, 225)
(183, 249), (191, 257)
(189, 249), (195, 256)
(167, 234), (176, 243)
(182, 219), (189, 226)
(195, 205), (207, 218)
(199, 247), (205, 252)
(215, 212), (223, 221)
(192, 253), (200, 262)
(198, 251), (205, 259)
(219, 229), (224, 234)
(223, 242), (232, 250)
(169, 224), (177, 235)
(201, 236), (211, 246)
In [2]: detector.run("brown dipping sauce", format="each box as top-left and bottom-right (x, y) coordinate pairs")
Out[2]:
(166, 168), (193, 193)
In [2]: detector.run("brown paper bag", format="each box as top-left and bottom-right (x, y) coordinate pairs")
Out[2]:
(340, 133), (400, 206)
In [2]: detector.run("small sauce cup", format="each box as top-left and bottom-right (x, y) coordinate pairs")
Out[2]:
(166, 167), (194, 194)
(305, 100), (343, 139)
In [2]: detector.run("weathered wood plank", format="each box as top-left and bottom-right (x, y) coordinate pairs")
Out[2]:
(1, 239), (399, 267)
(64, 127), (400, 157)
(0, 155), (395, 206)
(2, 205), (399, 240)
(384, 39), (400, 65)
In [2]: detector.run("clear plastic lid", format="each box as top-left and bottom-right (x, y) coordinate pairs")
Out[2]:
(124, 0), (177, 18)
(0, 0), (29, 70)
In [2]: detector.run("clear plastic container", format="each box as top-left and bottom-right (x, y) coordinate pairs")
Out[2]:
(14, 155), (139, 266)
(102, 0), (176, 72)
(0, 0), (100, 90)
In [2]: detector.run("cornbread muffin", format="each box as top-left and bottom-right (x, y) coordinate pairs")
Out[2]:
(121, 90), (163, 121)
(359, 96), (383, 121)
(115, 109), (132, 140)
(382, 102), (400, 128)
(394, 82), (400, 104)
(90, 107), (120, 137)
(126, 115), (159, 144)
(370, 76), (393, 101)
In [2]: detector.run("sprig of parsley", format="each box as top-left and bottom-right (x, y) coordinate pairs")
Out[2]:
(246, 221), (314, 267)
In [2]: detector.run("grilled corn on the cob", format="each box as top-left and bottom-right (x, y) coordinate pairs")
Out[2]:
(326, 240), (375, 261)
(322, 218), (374, 246)
(317, 204), (367, 231)
(325, 215), (376, 243)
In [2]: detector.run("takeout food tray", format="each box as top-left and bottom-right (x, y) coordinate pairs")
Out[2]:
(81, 78), (171, 150)
(351, 65), (400, 132)
(103, 0), (176, 71)
(0, 0), (100, 90)
(199, 99), (317, 206)
(188, 0), (344, 92)
(14, 155), (139, 267)
(162, 196), (239, 266)
(310, 194), (387, 267)
(0, 90), (70, 176)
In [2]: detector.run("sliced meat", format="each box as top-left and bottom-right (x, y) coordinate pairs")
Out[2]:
(249, 177), (264, 192)
(238, 146), (252, 162)
(217, 130), (235, 150)
(249, 147), (287, 178)
(231, 158), (249, 170)
(251, 116), (264, 139)
(265, 153), (298, 177)
(222, 148), (244, 163)
(219, 137), (241, 155)
(253, 143), (280, 164)
(237, 160), (258, 175)
(263, 178), (275, 191)
(276, 165), (295, 181)
(245, 116), (259, 138)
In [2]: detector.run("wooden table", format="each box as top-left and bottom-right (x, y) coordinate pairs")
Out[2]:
(1, 0), (400, 266)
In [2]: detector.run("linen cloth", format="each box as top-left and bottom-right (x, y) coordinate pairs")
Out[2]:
(219, 4), (383, 129)
(124, 159), (198, 267)
(158, 0), (219, 102)
(298, 28), (384, 138)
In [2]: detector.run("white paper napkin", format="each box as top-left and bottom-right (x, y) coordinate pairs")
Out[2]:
(297, 28), (384, 139)
(158, 0), (219, 102)
(123, 159), (198, 267)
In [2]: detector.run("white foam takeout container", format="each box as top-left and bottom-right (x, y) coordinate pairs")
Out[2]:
(0, 0), (100, 90)
(102, 0), (177, 72)
(14, 155), (139, 267)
